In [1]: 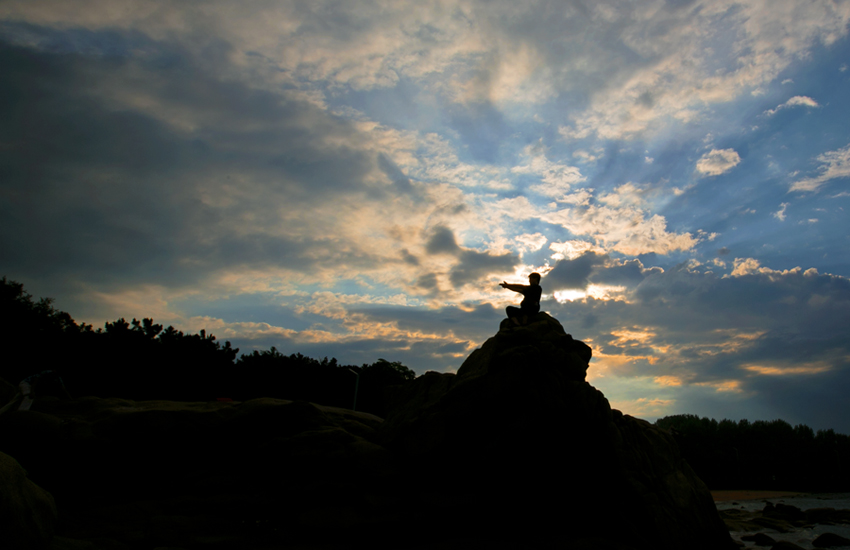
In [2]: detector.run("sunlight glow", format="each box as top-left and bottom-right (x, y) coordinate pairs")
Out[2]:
(610, 397), (676, 417)
(585, 284), (627, 300)
(554, 289), (586, 302)
(653, 375), (684, 387)
(743, 362), (832, 376)
(694, 380), (745, 393)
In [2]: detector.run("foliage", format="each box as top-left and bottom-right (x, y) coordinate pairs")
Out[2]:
(656, 414), (850, 492)
(0, 277), (415, 416)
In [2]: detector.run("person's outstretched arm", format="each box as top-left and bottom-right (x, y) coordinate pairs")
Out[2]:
(500, 282), (527, 293)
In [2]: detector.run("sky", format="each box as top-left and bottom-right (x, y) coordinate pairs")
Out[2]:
(2, 0), (850, 432)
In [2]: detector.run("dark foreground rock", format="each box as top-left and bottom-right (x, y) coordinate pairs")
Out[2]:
(813, 532), (850, 547)
(0, 313), (735, 549)
(380, 312), (734, 550)
(0, 450), (57, 550)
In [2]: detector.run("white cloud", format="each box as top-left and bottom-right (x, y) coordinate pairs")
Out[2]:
(557, 0), (850, 140)
(790, 143), (850, 192)
(549, 240), (604, 261)
(731, 257), (763, 277)
(512, 144), (586, 198)
(543, 204), (697, 256)
(515, 233), (547, 253)
(598, 182), (646, 208)
(773, 202), (789, 221)
(695, 149), (741, 176)
(763, 95), (820, 116)
(572, 149), (600, 163)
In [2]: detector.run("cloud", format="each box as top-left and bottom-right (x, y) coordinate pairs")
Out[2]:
(695, 149), (741, 177)
(512, 143), (586, 199)
(6, 0), (848, 145)
(449, 248), (519, 288)
(425, 226), (462, 255)
(0, 38), (451, 303)
(763, 95), (820, 116)
(773, 202), (790, 221)
(544, 205), (697, 256)
(790, 143), (850, 192)
(730, 257), (763, 277)
(515, 233), (547, 253)
(557, 0), (850, 140)
(546, 252), (605, 291)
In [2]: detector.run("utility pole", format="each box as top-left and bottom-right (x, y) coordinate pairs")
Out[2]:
(348, 368), (360, 411)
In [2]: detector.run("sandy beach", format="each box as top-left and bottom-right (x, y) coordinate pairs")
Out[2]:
(711, 490), (806, 502)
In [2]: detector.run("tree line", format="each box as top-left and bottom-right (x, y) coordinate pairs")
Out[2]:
(0, 277), (414, 417)
(656, 414), (850, 492)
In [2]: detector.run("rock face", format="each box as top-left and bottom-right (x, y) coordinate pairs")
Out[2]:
(0, 397), (397, 549)
(380, 312), (734, 549)
(0, 313), (735, 549)
(0, 451), (57, 550)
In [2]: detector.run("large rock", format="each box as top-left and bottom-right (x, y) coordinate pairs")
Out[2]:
(380, 312), (735, 550)
(0, 451), (57, 550)
(0, 397), (398, 549)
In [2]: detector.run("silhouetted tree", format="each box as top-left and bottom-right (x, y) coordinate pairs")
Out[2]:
(1, 277), (418, 414)
(657, 414), (850, 491)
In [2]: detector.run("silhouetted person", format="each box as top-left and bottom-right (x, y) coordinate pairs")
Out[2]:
(500, 272), (542, 325)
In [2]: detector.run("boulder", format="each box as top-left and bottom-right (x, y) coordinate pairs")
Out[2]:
(0, 451), (58, 550)
(380, 312), (735, 550)
(0, 397), (394, 549)
(813, 533), (850, 548)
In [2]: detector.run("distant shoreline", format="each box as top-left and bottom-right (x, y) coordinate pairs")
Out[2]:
(711, 490), (806, 502)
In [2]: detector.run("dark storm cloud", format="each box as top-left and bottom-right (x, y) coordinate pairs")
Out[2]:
(450, 249), (519, 287)
(545, 252), (605, 290)
(400, 249), (419, 265)
(377, 152), (418, 196)
(412, 223), (519, 296)
(0, 36), (382, 289)
(425, 225), (461, 255)
(544, 255), (657, 292)
(594, 259), (660, 286)
(415, 273), (438, 290)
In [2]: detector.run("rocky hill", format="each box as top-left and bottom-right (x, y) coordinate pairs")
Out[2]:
(0, 312), (735, 549)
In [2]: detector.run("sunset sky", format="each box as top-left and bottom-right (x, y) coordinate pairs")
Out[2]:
(2, 0), (849, 432)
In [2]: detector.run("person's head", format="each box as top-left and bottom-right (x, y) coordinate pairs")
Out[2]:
(528, 272), (541, 285)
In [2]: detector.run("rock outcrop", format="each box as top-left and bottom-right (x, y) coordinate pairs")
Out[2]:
(380, 312), (734, 549)
(0, 451), (57, 550)
(0, 314), (735, 549)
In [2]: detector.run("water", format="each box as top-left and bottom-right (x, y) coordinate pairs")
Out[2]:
(716, 493), (850, 549)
